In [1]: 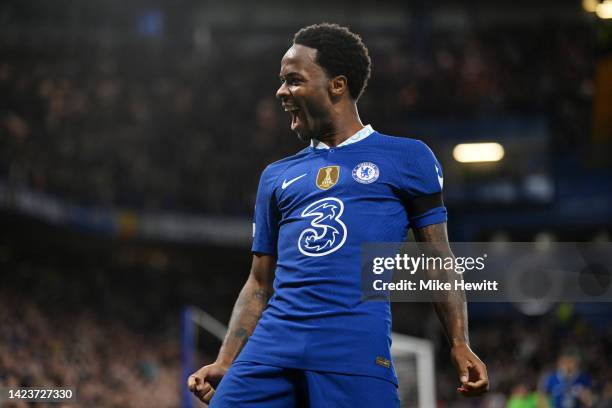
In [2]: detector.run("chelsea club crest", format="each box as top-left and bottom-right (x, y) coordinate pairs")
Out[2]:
(352, 162), (379, 184)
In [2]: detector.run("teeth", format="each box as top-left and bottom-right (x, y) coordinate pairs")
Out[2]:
(284, 107), (299, 112)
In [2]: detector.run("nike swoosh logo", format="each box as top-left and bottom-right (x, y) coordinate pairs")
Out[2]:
(435, 165), (444, 189)
(282, 173), (307, 189)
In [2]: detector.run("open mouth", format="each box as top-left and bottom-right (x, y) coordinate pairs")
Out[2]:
(284, 105), (301, 130)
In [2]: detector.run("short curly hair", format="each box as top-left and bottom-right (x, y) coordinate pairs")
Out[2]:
(293, 23), (371, 101)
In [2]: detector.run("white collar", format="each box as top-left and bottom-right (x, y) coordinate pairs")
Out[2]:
(310, 125), (374, 149)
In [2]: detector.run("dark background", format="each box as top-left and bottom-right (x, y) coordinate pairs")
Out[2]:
(1, 0), (612, 407)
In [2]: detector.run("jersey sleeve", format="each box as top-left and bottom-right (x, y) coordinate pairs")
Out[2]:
(251, 166), (280, 255)
(396, 140), (447, 229)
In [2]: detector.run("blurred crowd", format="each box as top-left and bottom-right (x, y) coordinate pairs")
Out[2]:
(2, 293), (612, 408)
(0, 295), (181, 408)
(2, 239), (612, 408)
(0, 220), (221, 408)
(0, 19), (593, 214)
(434, 306), (612, 408)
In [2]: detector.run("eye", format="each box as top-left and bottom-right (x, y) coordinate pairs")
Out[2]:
(279, 76), (302, 86)
(287, 78), (301, 86)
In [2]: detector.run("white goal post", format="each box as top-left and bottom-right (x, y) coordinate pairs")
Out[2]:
(391, 332), (436, 408)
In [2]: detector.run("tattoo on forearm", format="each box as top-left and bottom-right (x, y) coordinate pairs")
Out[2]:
(253, 288), (271, 302)
(218, 280), (273, 363)
(232, 327), (248, 340)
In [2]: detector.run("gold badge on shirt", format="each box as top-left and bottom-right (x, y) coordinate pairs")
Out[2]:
(316, 166), (340, 190)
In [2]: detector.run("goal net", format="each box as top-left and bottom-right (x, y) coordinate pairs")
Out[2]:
(391, 332), (436, 408)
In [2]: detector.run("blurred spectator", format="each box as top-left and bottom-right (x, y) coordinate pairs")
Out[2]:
(541, 352), (593, 408)
(506, 383), (548, 408)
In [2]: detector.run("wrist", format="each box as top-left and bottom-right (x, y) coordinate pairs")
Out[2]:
(215, 355), (233, 370)
(450, 338), (470, 348)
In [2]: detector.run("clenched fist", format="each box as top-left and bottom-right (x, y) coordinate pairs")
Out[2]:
(187, 362), (229, 405)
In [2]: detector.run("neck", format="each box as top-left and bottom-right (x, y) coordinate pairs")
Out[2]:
(316, 103), (364, 147)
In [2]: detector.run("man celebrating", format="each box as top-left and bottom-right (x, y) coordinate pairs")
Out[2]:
(188, 23), (489, 407)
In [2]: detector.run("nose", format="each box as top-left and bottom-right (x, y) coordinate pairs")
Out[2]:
(276, 81), (289, 100)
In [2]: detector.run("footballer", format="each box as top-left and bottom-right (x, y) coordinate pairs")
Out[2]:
(188, 23), (489, 407)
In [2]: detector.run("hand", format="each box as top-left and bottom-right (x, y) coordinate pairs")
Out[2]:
(451, 343), (489, 397)
(187, 362), (229, 405)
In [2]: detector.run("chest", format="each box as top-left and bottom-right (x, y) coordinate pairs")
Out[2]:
(274, 152), (399, 217)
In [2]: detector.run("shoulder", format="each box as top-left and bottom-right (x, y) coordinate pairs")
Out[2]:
(372, 132), (436, 158)
(260, 146), (311, 181)
(371, 132), (444, 193)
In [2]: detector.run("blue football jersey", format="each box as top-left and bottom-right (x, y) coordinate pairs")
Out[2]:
(237, 126), (447, 385)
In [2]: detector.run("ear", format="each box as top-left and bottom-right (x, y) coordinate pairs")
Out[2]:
(329, 75), (348, 97)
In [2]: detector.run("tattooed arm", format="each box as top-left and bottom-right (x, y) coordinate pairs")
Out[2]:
(188, 253), (276, 404)
(216, 253), (275, 366)
(414, 222), (489, 397)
